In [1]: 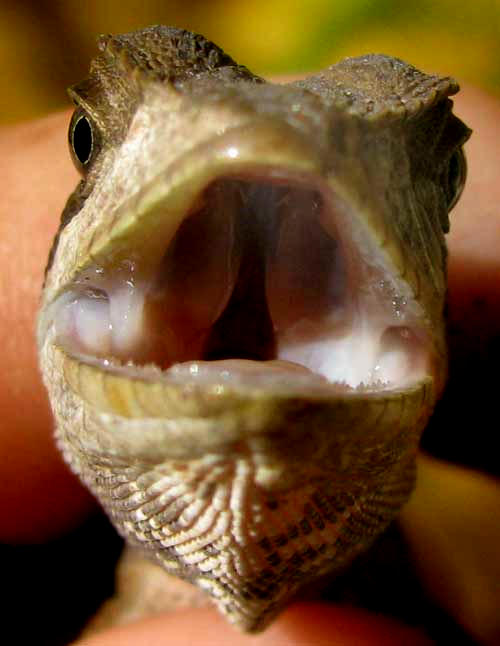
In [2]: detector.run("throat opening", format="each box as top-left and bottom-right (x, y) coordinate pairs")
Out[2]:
(202, 195), (276, 362)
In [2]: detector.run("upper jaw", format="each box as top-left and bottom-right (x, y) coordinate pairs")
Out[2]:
(40, 118), (441, 398)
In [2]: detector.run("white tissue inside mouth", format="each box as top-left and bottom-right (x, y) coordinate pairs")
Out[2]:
(276, 319), (416, 387)
(109, 283), (146, 354)
(55, 284), (146, 359)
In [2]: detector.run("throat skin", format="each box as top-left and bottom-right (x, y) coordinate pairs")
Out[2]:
(37, 26), (471, 633)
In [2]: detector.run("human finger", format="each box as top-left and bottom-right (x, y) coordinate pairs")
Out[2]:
(74, 603), (432, 646)
(0, 111), (95, 543)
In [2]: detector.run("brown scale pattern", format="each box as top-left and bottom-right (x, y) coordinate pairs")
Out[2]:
(81, 444), (416, 630)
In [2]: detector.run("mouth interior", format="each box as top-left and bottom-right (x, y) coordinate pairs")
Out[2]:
(53, 174), (428, 390)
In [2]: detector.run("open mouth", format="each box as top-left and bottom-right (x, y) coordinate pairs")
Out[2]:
(49, 170), (429, 394)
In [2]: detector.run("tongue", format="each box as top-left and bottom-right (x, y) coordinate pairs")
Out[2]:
(169, 358), (317, 380)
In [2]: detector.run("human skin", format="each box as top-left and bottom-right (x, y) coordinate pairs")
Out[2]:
(0, 84), (498, 644)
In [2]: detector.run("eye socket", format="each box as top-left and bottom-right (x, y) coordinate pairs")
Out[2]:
(69, 109), (100, 173)
(446, 148), (467, 212)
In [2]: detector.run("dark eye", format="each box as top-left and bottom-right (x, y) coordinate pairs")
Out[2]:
(446, 148), (466, 211)
(69, 109), (100, 173)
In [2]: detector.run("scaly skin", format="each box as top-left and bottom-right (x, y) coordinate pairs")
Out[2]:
(37, 26), (470, 632)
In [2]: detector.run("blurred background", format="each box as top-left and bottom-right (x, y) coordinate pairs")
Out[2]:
(0, 0), (499, 123)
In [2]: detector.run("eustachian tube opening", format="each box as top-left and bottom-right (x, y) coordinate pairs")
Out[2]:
(52, 175), (429, 390)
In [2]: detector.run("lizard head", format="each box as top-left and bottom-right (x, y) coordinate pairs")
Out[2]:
(37, 26), (470, 631)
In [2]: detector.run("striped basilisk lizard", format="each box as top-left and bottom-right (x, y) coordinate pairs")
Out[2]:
(37, 26), (470, 632)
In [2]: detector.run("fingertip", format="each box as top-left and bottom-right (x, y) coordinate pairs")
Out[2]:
(0, 111), (95, 542)
(74, 603), (432, 646)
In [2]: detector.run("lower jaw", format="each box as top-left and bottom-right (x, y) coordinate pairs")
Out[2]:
(54, 342), (435, 416)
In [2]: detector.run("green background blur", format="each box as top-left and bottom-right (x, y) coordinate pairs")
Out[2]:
(1, 0), (499, 123)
